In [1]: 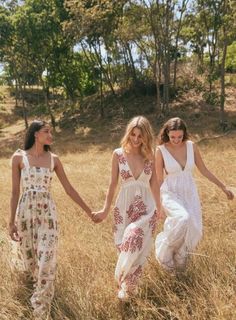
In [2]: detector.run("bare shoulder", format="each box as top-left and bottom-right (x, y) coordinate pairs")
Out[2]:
(190, 141), (198, 151)
(112, 149), (118, 156)
(112, 149), (119, 161)
(155, 146), (163, 156)
(112, 148), (120, 157)
(11, 149), (23, 165)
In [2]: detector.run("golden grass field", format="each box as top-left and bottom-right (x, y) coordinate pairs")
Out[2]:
(0, 94), (236, 319)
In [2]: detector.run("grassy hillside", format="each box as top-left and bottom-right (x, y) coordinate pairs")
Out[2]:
(0, 86), (236, 319)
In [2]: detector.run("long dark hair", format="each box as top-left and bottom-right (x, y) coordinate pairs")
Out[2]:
(158, 117), (189, 144)
(24, 120), (51, 151)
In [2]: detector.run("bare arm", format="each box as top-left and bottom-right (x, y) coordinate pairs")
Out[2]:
(9, 154), (22, 241)
(150, 161), (161, 212)
(155, 147), (164, 187)
(154, 148), (166, 218)
(54, 156), (92, 218)
(92, 151), (119, 222)
(194, 143), (234, 200)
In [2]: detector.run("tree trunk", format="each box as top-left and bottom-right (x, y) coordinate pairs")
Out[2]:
(43, 81), (56, 130)
(98, 40), (104, 118)
(21, 82), (28, 129)
(173, 0), (188, 89)
(15, 79), (19, 108)
(154, 57), (161, 115)
(126, 42), (138, 86)
(220, 27), (227, 125)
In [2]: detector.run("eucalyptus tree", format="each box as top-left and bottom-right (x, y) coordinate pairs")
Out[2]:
(218, 0), (236, 124)
(64, 0), (128, 117)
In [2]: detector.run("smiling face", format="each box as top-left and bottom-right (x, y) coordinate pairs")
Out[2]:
(129, 127), (143, 149)
(168, 130), (184, 145)
(35, 124), (53, 146)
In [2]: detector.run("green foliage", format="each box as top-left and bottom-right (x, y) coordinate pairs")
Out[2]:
(225, 41), (236, 72)
(0, 0), (236, 121)
(47, 51), (98, 99)
(202, 91), (220, 106)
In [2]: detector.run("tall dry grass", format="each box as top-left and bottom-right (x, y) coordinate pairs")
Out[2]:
(0, 130), (236, 320)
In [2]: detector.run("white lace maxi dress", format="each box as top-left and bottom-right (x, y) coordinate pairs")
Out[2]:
(113, 148), (157, 297)
(155, 141), (202, 269)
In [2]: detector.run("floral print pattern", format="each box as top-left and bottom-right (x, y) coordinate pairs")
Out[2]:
(121, 227), (144, 253)
(125, 265), (142, 291)
(114, 148), (157, 297)
(120, 169), (132, 180)
(149, 210), (157, 235)
(126, 195), (147, 222)
(114, 207), (123, 224)
(14, 149), (57, 319)
(144, 160), (152, 175)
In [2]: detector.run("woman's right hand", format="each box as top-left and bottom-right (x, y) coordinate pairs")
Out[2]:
(222, 186), (235, 200)
(157, 207), (166, 220)
(8, 223), (20, 242)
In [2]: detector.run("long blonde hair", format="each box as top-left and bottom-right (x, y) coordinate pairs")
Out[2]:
(121, 116), (154, 160)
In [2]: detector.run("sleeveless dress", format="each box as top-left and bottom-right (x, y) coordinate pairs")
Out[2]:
(14, 149), (58, 319)
(155, 141), (202, 270)
(113, 148), (157, 298)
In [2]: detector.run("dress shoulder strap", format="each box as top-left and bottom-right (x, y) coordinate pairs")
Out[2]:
(156, 145), (167, 159)
(114, 147), (122, 156)
(22, 150), (30, 168)
(186, 140), (195, 164)
(114, 147), (126, 167)
(13, 149), (29, 168)
(50, 152), (54, 171)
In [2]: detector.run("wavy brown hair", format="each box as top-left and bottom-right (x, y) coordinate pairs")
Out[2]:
(121, 116), (154, 160)
(24, 120), (51, 151)
(158, 117), (189, 145)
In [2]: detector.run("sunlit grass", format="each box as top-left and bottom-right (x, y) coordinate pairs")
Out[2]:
(0, 124), (236, 319)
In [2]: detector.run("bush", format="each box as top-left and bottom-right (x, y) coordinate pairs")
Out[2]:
(202, 91), (220, 106)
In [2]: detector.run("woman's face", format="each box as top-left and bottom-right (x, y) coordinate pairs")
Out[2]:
(129, 127), (143, 148)
(168, 130), (184, 145)
(35, 124), (53, 145)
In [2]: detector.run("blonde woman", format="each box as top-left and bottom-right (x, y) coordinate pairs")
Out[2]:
(93, 116), (161, 300)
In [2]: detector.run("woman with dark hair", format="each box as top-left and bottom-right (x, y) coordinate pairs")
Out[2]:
(155, 117), (234, 271)
(9, 120), (92, 320)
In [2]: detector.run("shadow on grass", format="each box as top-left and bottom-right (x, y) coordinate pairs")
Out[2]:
(1, 85), (236, 160)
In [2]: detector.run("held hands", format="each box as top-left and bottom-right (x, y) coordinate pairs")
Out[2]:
(8, 223), (21, 242)
(91, 210), (108, 223)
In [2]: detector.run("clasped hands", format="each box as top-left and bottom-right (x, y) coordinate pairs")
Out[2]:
(89, 207), (166, 224)
(89, 210), (108, 223)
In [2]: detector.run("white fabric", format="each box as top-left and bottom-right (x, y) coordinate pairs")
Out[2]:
(113, 148), (157, 297)
(155, 141), (202, 269)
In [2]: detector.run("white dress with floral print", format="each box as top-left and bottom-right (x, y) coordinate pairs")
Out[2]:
(113, 148), (157, 297)
(14, 149), (58, 319)
(155, 141), (202, 270)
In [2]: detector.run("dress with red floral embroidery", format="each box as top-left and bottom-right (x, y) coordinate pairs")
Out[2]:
(13, 149), (58, 320)
(113, 148), (157, 298)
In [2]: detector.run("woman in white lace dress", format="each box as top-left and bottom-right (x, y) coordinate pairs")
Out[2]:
(9, 120), (93, 320)
(155, 117), (234, 271)
(93, 116), (161, 300)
